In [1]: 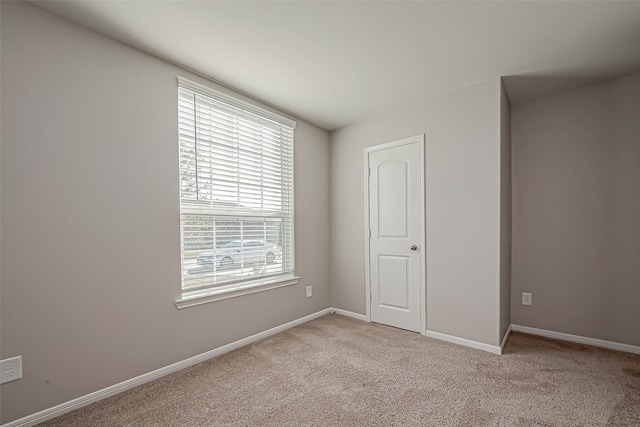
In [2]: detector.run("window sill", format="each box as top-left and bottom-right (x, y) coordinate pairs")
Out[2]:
(175, 275), (300, 309)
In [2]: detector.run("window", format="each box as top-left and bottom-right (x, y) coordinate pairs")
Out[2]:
(176, 77), (297, 307)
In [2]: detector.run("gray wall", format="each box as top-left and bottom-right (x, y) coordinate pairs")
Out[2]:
(500, 82), (512, 342)
(511, 73), (640, 347)
(330, 78), (508, 347)
(0, 2), (330, 423)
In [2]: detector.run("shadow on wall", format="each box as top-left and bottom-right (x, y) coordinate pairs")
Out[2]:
(503, 75), (609, 105)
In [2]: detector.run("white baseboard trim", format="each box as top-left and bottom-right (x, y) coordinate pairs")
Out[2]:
(330, 308), (369, 322)
(500, 325), (512, 352)
(1, 308), (334, 427)
(511, 324), (640, 355)
(425, 330), (503, 355)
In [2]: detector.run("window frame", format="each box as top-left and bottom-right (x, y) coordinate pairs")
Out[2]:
(175, 77), (298, 309)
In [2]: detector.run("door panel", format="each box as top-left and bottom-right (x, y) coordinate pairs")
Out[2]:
(368, 137), (424, 333)
(378, 255), (409, 310)
(378, 161), (408, 238)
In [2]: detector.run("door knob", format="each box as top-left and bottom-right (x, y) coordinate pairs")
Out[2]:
(410, 245), (418, 251)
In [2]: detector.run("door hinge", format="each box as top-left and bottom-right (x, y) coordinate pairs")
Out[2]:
(370, 291), (372, 301)
(368, 167), (371, 176)
(369, 229), (372, 238)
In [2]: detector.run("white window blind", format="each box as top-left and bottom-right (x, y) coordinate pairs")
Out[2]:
(177, 77), (296, 299)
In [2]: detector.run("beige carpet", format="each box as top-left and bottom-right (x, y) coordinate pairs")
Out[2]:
(38, 314), (640, 426)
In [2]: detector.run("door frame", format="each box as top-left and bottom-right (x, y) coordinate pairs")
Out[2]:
(364, 134), (427, 335)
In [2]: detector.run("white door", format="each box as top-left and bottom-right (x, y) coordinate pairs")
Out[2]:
(366, 135), (425, 333)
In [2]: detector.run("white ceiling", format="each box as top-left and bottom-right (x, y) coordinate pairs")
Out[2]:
(32, 1), (640, 131)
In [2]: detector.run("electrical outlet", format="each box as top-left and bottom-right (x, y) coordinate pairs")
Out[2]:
(306, 286), (312, 298)
(1, 356), (23, 384)
(522, 292), (532, 306)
